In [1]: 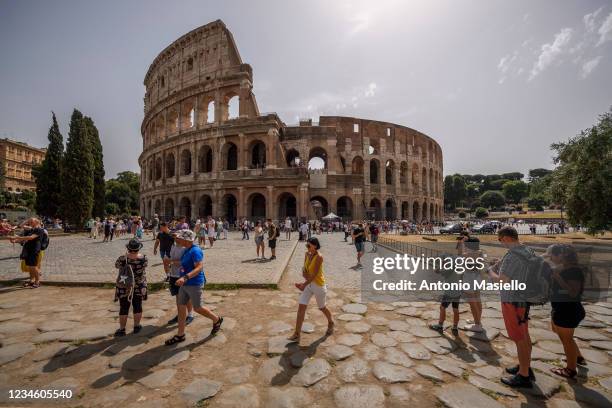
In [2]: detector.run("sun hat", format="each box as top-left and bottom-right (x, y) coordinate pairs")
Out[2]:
(126, 239), (143, 251)
(174, 229), (196, 242)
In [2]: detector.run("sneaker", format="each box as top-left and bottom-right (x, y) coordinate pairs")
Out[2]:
(114, 328), (126, 337)
(429, 323), (444, 334)
(463, 323), (484, 332)
(270, 256), (276, 260)
(186, 315), (194, 325)
(167, 315), (178, 325)
(501, 373), (533, 388)
(505, 366), (535, 380)
(451, 326), (459, 336)
(133, 325), (142, 334)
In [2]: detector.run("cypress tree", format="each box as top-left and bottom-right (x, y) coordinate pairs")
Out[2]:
(35, 112), (64, 217)
(60, 109), (94, 228)
(84, 116), (105, 218)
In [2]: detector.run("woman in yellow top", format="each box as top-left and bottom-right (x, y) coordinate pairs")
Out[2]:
(288, 237), (334, 342)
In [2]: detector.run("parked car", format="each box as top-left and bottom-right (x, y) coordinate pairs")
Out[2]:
(471, 222), (496, 234)
(439, 223), (465, 234)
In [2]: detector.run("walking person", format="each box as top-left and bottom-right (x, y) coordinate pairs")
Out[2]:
(288, 237), (334, 342)
(352, 223), (366, 268)
(153, 222), (174, 260)
(369, 222), (379, 252)
(113, 239), (148, 337)
(458, 232), (484, 333)
(488, 226), (537, 388)
(207, 216), (216, 248)
(285, 217), (292, 240)
(151, 214), (159, 240)
(165, 230), (223, 345)
(242, 218), (250, 240)
(10, 218), (45, 288)
(163, 236), (194, 326)
(254, 221), (265, 259)
(267, 219), (278, 260)
(545, 244), (586, 379)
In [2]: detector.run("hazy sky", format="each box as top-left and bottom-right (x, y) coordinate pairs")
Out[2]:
(1, 0), (611, 178)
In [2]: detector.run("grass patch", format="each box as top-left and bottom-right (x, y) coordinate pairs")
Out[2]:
(479, 388), (500, 400)
(461, 371), (470, 380)
(70, 339), (88, 347)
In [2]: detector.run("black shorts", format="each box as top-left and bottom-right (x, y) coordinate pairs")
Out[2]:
(551, 303), (585, 329)
(22, 251), (40, 267)
(168, 277), (180, 296)
(441, 301), (459, 309)
(268, 239), (277, 249)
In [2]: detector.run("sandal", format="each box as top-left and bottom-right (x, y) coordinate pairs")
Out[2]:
(22, 281), (32, 287)
(165, 334), (186, 345)
(326, 322), (335, 336)
(287, 333), (300, 342)
(550, 367), (577, 379)
(30, 283), (40, 289)
(577, 356), (587, 366)
(210, 317), (223, 335)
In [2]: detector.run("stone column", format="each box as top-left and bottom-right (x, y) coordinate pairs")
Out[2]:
(194, 97), (200, 129)
(178, 102), (182, 134)
(298, 183), (308, 220)
(238, 133), (246, 170)
(238, 187), (246, 219)
(266, 185), (274, 220)
(214, 89), (222, 123)
(267, 129), (278, 169)
(326, 139), (337, 174)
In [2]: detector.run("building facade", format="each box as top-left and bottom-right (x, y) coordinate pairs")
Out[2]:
(139, 20), (443, 223)
(0, 138), (46, 192)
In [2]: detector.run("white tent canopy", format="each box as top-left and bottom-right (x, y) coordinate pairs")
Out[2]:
(322, 212), (340, 220)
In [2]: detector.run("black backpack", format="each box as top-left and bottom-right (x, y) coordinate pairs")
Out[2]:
(512, 250), (551, 305)
(40, 229), (50, 251)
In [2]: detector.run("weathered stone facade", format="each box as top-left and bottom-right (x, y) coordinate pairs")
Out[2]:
(0, 138), (46, 192)
(139, 20), (443, 222)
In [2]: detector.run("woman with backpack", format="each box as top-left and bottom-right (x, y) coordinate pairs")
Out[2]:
(545, 244), (586, 379)
(113, 239), (148, 337)
(267, 219), (279, 260)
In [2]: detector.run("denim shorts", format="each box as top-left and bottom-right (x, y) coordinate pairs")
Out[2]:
(355, 241), (365, 253)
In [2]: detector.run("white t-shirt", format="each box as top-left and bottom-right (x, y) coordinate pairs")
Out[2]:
(300, 223), (308, 234)
(285, 219), (292, 229)
(167, 245), (186, 278)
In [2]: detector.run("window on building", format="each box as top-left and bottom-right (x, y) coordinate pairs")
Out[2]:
(353, 123), (359, 133)
(387, 127), (391, 137)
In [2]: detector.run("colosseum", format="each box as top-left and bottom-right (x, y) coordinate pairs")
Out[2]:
(139, 20), (443, 224)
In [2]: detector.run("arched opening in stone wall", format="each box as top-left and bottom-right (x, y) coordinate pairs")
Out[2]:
(148, 160), (153, 182)
(155, 158), (162, 181)
(429, 170), (434, 196)
(198, 195), (213, 219)
(227, 95), (239, 120)
(147, 200), (152, 219)
(248, 193), (266, 219)
(278, 192), (297, 219)
(422, 168), (428, 194)
(385, 160), (394, 185)
(369, 137), (380, 155)
(179, 197), (191, 219)
(370, 159), (380, 184)
(352, 156), (364, 175)
(285, 149), (300, 167)
(154, 199), (161, 216)
(369, 198), (382, 220)
(221, 194), (238, 223)
(223, 142), (238, 170)
(198, 145), (213, 173)
(181, 99), (196, 129)
(308, 147), (327, 170)
(168, 107), (179, 133)
(165, 154), (175, 178)
(430, 203), (434, 221)
(180, 149), (192, 175)
(310, 196), (328, 219)
(206, 101), (215, 124)
(401, 201), (409, 219)
(413, 201), (420, 221)
(164, 198), (175, 220)
(411, 164), (419, 190)
(337, 196), (353, 219)
(400, 162), (408, 187)
(385, 198), (396, 220)
(250, 141), (266, 168)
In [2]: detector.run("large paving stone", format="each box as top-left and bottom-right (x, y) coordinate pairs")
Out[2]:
(410, 325), (442, 338)
(338, 313), (363, 322)
(383, 347), (413, 368)
(337, 333), (363, 346)
(580, 348), (610, 363)
(573, 384), (612, 408)
(32, 330), (68, 344)
(388, 320), (412, 332)
(216, 384), (260, 408)
(421, 337), (457, 355)
(291, 358), (331, 387)
(436, 382), (505, 408)
(433, 358), (464, 377)
(37, 320), (79, 333)
(599, 376), (612, 391)
(59, 324), (116, 342)
(325, 344), (354, 361)
(257, 356), (290, 385)
(266, 386), (312, 408)
(334, 385), (385, 408)
(0, 321), (35, 334)
(473, 365), (503, 378)
(0, 343), (34, 365)
(180, 378), (222, 405)
(366, 315), (389, 325)
(337, 357), (370, 383)
(301, 322), (315, 333)
(222, 365), (253, 384)
(31, 343), (74, 362)
(0, 312), (25, 322)
(574, 328), (609, 341)
(267, 321), (293, 335)
(361, 343), (381, 360)
(137, 368), (176, 388)
(388, 330), (415, 343)
(523, 373), (561, 398)
(370, 333), (397, 348)
(537, 340), (565, 354)
(46, 377), (80, 391)
(395, 307), (422, 317)
(160, 349), (190, 367)
(344, 321), (371, 333)
(372, 361), (414, 383)
(400, 343), (431, 360)
(416, 364), (445, 381)
(267, 336), (297, 356)
(342, 303), (367, 314)
(590, 341), (612, 351)
(464, 328), (499, 342)
(468, 375), (517, 397)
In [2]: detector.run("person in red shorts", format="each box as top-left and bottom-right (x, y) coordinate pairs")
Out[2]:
(488, 226), (537, 388)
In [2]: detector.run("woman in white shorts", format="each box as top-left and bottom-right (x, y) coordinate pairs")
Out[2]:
(288, 237), (334, 342)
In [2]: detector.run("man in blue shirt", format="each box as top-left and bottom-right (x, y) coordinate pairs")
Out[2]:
(165, 229), (223, 345)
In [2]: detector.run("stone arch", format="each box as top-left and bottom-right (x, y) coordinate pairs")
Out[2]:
(155, 157), (162, 180)
(198, 145), (213, 173)
(165, 153), (175, 178)
(285, 148), (301, 167)
(221, 193), (238, 223)
(370, 159), (380, 184)
(337, 196), (353, 219)
(411, 163), (419, 189)
(422, 167), (427, 194)
(429, 202), (434, 220)
(400, 161), (408, 187)
(147, 159), (153, 182)
(180, 98), (196, 129)
(352, 156), (364, 174)
(154, 199), (162, 216)
(429, 169), (434, 196)
(401, 201), (410, 219)
(278, 192), (297, 219)
(385, 198), (396, 220)
(179, 197), (191, 219)
(147, 200), (152, 219)
(248, 193), (266, 218)
(413, 201), (420, 221)
(206, 100), (215, 124)
(167, 106), (179, 134)
(369, 198), (382, 220)
(308, 147), (327, 170)
(222, 142), (238, 170)
(225, 92), (239, 121)
(249, 140), (266, 168)
(310, 196), (329, 219)
(180, 149), (192, 175)
(164, 197), (175, 220)
(198, 194), (213, 218)
(385, 160), (395, 185)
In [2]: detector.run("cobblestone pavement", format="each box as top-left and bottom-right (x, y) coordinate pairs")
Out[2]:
(0, 232), (298, 286)
(1, 282), (611, 407)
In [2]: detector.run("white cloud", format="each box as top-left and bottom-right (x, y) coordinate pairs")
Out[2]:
(580, 55), (603, 79)
(584, 7), (604, 33)
(529, 28), (573, 80)
(364, 82), (377, 97)
(596, 12), (612, 46)
(497, 51), (518, 84)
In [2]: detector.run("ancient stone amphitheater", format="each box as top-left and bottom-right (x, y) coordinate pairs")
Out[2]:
(139, 20), (443, 223)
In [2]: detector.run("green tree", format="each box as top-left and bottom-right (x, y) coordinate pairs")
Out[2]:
(528, 168), (552, 182)
(474, 207), (489, 218)
(34, 112), (64, 217)
(527, 195), (547, 211)
(480, 190), (505, 209)
(501, 172), (524, 181)
(550, 109), (612, 234)
(83, 116), (105, 218)
(105, 171), (140, 215)
(502, 180), (528, 204)
(61, 109), (94, 227)
(444, 174), (467, 209)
